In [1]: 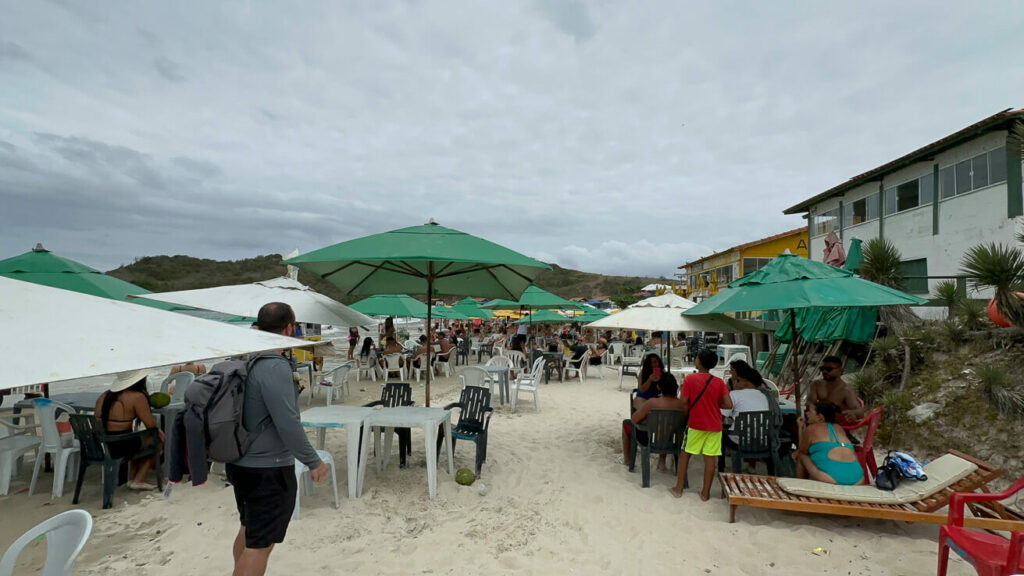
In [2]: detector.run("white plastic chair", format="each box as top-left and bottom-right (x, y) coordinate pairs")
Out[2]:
(313, 364), (352, 406)
(469, 337), (482, 360)
(563, 350), (591, 383)
(505, 351), (527, 378)
(159, 372), (195, 403)
(0, 509), (92, 576)
(0, 416), (42, 496)
(410, 354), (430, 382)
(29, 399), (80, 499)
(382, 354), (405, 382)
(354, 355), (377, 382)
(511, 357), (545, 413)
(433, 348), (455, 378)
(484, 356), (513, 399)
(291, 450), (339, 520)
(607, 342), (626, 365)
(459, 366), (490, 390)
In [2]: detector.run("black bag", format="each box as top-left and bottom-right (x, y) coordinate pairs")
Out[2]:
(875, 456), (904, 491)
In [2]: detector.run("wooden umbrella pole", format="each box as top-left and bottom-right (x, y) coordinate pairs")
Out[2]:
(789, 309), (802, 408)
(425, 265), (434, 407)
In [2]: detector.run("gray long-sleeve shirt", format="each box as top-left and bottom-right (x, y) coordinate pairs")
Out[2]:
(233, 354), (322, 470)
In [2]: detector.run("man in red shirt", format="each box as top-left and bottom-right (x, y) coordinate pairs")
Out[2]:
(670, 348), (732, 501)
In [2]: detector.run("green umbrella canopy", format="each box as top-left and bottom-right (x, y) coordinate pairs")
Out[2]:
(570, 308), (610, 322)
(0, 244), (181, 311)
(683, 254), (928, 315)
(481, 298), (520, 310)
(844, 238), (864, 273)
(431, 306), (472, 320)
(482, 285), (579, 310)
(452, 297), (494, 319)
(283, 222), (550, 299)
(350, 294), (428, 318)
(514, 309), (572, 325)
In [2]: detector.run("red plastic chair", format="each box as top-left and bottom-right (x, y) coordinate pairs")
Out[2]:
(839, 407), (883, 481)
(937, 476), (1024, 576)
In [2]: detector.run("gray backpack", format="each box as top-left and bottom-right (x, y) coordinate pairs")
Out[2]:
(183, 353), (277, 463)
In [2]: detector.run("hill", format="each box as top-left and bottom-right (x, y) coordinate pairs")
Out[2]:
(107, 255), (669, 306)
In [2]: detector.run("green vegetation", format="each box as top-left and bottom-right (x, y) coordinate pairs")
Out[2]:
(107, 255), (668, 304)
(960, 241), (1024, 327)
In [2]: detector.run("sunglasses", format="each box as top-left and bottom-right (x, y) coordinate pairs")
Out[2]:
(820, 366), (839, 373)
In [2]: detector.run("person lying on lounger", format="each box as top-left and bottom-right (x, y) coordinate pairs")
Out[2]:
(794, 402), (866, 485)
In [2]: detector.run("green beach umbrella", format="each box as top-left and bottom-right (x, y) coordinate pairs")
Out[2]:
(284, 221), (549, 405)
(844, 238), (864, 273)
(350, 294), (429, 318)
(452, 297), (494, 319)
(513, 309), (571, 325)
(0, 244), (181, 311)
(684, 253), (927, 401)
(431, 306), (472, 320)
(570, 308), (610, 323)
(480, 298), (520, 310)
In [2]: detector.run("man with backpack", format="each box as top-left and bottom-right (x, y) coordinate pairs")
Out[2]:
(228, 302), (326, 576)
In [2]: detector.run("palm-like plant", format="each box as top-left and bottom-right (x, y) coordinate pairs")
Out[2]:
(959, 242), (1024, 327)
(932, 280), (959, 319)
(860, 238), (918, 332)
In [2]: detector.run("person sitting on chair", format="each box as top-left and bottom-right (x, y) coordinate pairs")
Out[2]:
(379, 336), (406, 369)
(632, 353), (665, 412)
(807, 356), (866, 424)
(622, 373), (685, 470)
(412, 335), (429, 369)
(794, 402), (865, 485)
(94, 370), (164, 491)
(722, 359), (770, 472)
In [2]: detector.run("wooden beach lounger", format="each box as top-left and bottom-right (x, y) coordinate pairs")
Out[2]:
(720, 450), (1024, 531)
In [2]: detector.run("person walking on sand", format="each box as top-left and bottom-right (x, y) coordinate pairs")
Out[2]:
(228, 302), (327, 576)
(671, 348), (732, 501)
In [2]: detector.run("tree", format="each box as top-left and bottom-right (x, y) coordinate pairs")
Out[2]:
(960, 242), (1024, 327)
(860, 238), (920, 333)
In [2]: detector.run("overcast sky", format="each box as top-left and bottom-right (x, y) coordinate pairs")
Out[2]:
(2, 2), (1023, 278)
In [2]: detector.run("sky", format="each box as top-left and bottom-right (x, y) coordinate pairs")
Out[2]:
(2, 1), (1023, 278)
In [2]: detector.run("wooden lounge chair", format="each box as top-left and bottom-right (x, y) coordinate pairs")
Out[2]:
(719, 450), (1024, 531)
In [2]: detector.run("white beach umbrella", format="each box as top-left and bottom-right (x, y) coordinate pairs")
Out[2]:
(0, 276), (311, 390)
(585, 293), (766, 333)
(136, 276), (373, 328)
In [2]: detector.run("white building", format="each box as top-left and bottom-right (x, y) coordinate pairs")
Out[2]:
(784, 108), (1024, 311)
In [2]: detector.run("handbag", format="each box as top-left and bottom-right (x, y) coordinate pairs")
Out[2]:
(875, 454), (904, 491)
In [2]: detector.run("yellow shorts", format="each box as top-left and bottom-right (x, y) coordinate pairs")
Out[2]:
(684, 429), (722, 457)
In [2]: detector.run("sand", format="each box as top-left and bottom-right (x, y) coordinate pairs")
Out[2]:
(0, 347), (976, 575)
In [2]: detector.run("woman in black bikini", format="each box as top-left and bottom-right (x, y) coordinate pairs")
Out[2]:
(94, 370), (164, 490)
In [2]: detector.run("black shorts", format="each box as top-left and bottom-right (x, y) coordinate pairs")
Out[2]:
(225, 464), (296, 549)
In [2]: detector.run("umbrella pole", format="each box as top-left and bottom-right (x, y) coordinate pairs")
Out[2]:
(789, 308), (802, 409)
(425, 269), (434, 407)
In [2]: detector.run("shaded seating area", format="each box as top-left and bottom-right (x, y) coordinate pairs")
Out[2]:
(437, 386), (493, 476)
(68, 414), (162, 509)
(718, 450), (1021, 530)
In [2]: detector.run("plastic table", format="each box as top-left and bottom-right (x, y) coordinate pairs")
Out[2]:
(357, 406), (454, 499)
(300, 406), (375, 498)
(480, 365), (510, 405)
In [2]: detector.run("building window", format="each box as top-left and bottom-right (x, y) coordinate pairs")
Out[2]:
(742, 257), (771, 275)
(899, 258), (928, 294)
(943, 146), (1007, 200)
(842, 194), (879, 227)
(812, 208), (839, 236)
(883, 172), (934, 216)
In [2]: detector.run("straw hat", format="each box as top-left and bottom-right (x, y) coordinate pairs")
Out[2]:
(111, 369), (150, 392)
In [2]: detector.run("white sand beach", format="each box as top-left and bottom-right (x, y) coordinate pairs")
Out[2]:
(0, 347), (975, 575)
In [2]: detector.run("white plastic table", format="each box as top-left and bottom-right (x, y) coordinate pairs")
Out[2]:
(357, 406), (454, 499)
(300, 406), (375, 498)
(480, 365), (510, 405)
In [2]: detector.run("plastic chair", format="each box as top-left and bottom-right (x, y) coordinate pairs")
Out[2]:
(432, 348), (455, 378)
(159, 372), (195, 403)
(410, 354), (430, 383)
(67, 414), (162, 509)
(0, 509), (92, 576)
(505, 351), (527, 378)
(313, 364), (352, 406)
(291, 449), (339, 521)
(362, 383), (413, 468)
(437, 386), (493, 476)
(628, 409), (686, 488)
(718, 410), (779, 475)
(562, 350), (591, 383)
(511, 358), (545, 413)
(484, 356), (513, 399)
(458, 366), (490, 390)
(29, 399), (80, 499)
(382, 354), (406, 382)
(937, 476), (1024, 576)
(354, 354), (378, 382)
(607, 342), (626, 365)
(0, 416), (42, 496)
(455, 338), (470, 366)
(840, 407), (883, 480)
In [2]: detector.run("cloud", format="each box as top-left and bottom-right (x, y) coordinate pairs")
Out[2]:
(0, 41), (30, 63)
(533, 0), (596, 43)
(153, 56), (186, 83)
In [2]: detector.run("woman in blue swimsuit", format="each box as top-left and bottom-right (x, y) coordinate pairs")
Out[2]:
(795, 402), (865, 485)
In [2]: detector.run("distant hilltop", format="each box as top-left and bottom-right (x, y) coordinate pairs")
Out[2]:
(107, 254), (669, 307)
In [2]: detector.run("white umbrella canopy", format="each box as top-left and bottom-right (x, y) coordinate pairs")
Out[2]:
(0, 277), (309, 390)
(136, 276), (373, 328)
(585, 293), (767, 333)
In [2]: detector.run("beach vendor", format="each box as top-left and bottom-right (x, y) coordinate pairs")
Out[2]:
(793, 402), (865, 485)
(95, 369), (164, 491)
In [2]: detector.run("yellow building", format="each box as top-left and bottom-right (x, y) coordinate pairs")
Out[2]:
(680, 227), (809, 300)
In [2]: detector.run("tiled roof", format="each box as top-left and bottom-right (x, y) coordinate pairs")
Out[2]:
(677, 227), (807, 269)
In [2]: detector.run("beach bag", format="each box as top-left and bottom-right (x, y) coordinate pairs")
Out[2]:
(875, 458), (903, 491)
(182, 353), (277, 464)
(886, 451), (928, 481)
